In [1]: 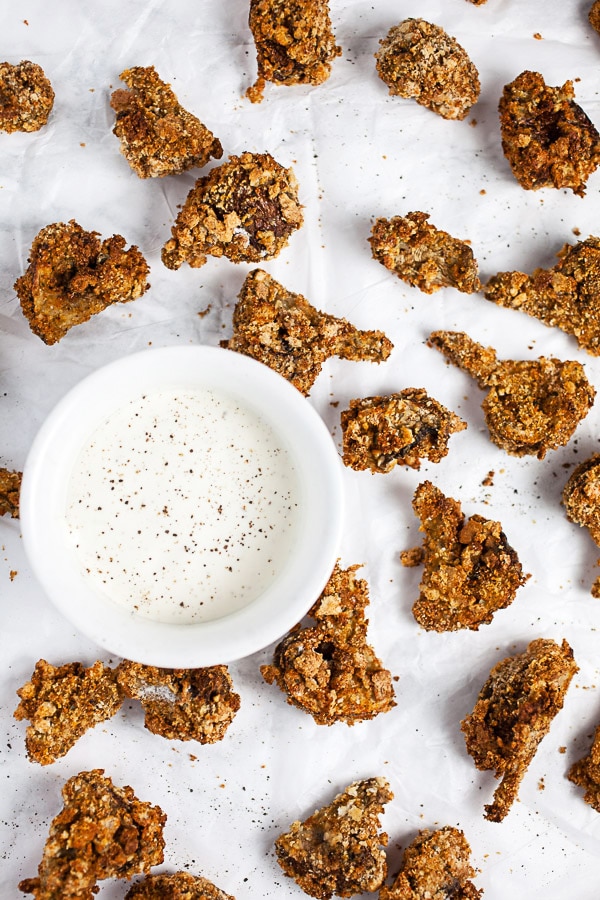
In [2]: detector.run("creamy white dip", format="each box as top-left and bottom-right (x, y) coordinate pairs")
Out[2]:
(65, 388), (300, 623)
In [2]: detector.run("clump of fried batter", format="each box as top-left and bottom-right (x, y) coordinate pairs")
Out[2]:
(116, 661), (240, 743)
(379, 826), (482, 900)
(261, 563), (396, 725)
(340, 389), (466, 474)
(125, 871), (235, 899)
(14, 659), (123, 766)
(375, 19), (480, 120)
(161, 152), (303, 270)
(275, 777), (392, 899)
(404, 480), (525, 632)
(19, 769), (166, 899)
(0, 467), (21, 517)
(484, 236), (600, 356)
(221, 268), (393, 396)
(0, 60), (54, 132)
(461, 638), (578, 822)
(428, 330), (595, 458)
(567, 722), (600, 811)
(590, 1), (600, 35)
(246, 0), (341, 104)
(110, 65), (223, 178)
(369, 213), (481, 294)
(14, 220), (150, 345)
(499, 70), (600, 197)
(562, 453), (600, 597)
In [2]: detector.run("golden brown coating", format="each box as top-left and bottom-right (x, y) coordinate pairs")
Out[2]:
(428, 330), (595, 458)
(563, 453), (600, 545)
(14, 659), (123, 766)
(340, 389), (466, 473)
(14, 220), (150, 345)
(0, 467), (21, 517)
(261, 563), (396, 725)
(461, 638), (578, 822)
(590, 0), (600, 34)
(19, 769), (166, 899)
(246, 0), (341, 104)
(275, 777), (392, 899)
(125, 871), (235, 900)
(110, 65), (223, 178)
(379, 826), (482, 900)
(567, 722), (600, 811)
(406, 480), (525, 632)
(499, 70), (600, 197)
(484, 237), (600, 356)
(221, 268), (393, 396)
(161, 152), (303, 269)
(369, 213), (481, 294)
(375, 19), (480, 120)
(116, 661), (240, 743)
(0, 60), (54, 133)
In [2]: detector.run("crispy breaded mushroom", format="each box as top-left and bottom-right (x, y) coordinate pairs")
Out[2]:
(261, 563), (396, 725)
(221, 268), (393, 396)
(19, 769), (166, 899)
(461, 638), (578, 822)
(111, 65), (223, 178)
(568, 722), (600, 811)
(428, 330), (595, 458)
(246, 0), (341, 104)
(499, 70), (600, 197)
(590, 0), (600, 35)
(562, 453), (600, 597)
(275, 777), (392, 899)
(369, 213), (481, 294)
(379, 826), (482, 900)
(405, 480), (526, 632)
(0, 467), (21, 517)
(0, 60), (54, 132)
(14, 220), (150, 345)
(125, 871), (235, 899)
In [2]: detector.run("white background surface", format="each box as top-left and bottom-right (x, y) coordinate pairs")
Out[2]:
(3, 0), (600, 896)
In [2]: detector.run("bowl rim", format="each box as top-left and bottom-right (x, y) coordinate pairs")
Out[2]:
(20, 345), (344, 667)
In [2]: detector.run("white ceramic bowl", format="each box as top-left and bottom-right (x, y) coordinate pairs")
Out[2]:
(20, 345), (344, 667)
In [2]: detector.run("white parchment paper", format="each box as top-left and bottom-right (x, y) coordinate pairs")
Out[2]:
(3, 1), (600, 896)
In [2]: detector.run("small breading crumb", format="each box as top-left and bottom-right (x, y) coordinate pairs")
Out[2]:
(340, 388), (466, 473)
(0, 60), (54, 132)
(0, 467), (22, 517)
(375, 19), (480, 120)
(161, 152), (303, 269)
(125, 871), (235, 899)
(221, 268), (393, 396)
(14, 659), (123, 765)
(15, 220), (150, 345)
(380, 826), (482, 900)
(590, 0), (600, 34)
(568, 723), (600, 811)
(499, 70), (600, 197)
(116, 661), (240, 743)
(111, 65), (223, 178)
(369, 213), (481, 294)
(275, 777), (392, 899)
(19, 769), (166, 899)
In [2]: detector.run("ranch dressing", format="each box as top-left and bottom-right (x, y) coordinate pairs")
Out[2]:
(65, 388), (300, 623)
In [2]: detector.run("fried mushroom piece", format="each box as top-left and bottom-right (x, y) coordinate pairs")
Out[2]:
(14, 220), (150, 345)
(428, 330), (595, 458)
(0, 467), (22, 517)
(221, 268), (393, 396)
(375, 19), (480, 121)
(116, 661), (240, 743)
(18, 769), (166, 899)
(562, 453), (600, 597)
(275, 777), (392, 899)
(14, 659), (123, 766)
(379, 826), (482, 900)
(161, 152), (303, 270)
(246, 0), (341, 104)
(125, 871), (235, 900)
(405, 480), (525, 632)
(110, 65), (223, 178)
(567, 722), (600, 811)
(484, 237), (600, 356)
(461, 638), (578, 822)
(0, 60), (54, 133)
(499, 70), (600, 197)
(340, 389), (466, 474)
(590, 1), (600, 35)
(369, 213), (481, 294)
(261, 563), (395, 725)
